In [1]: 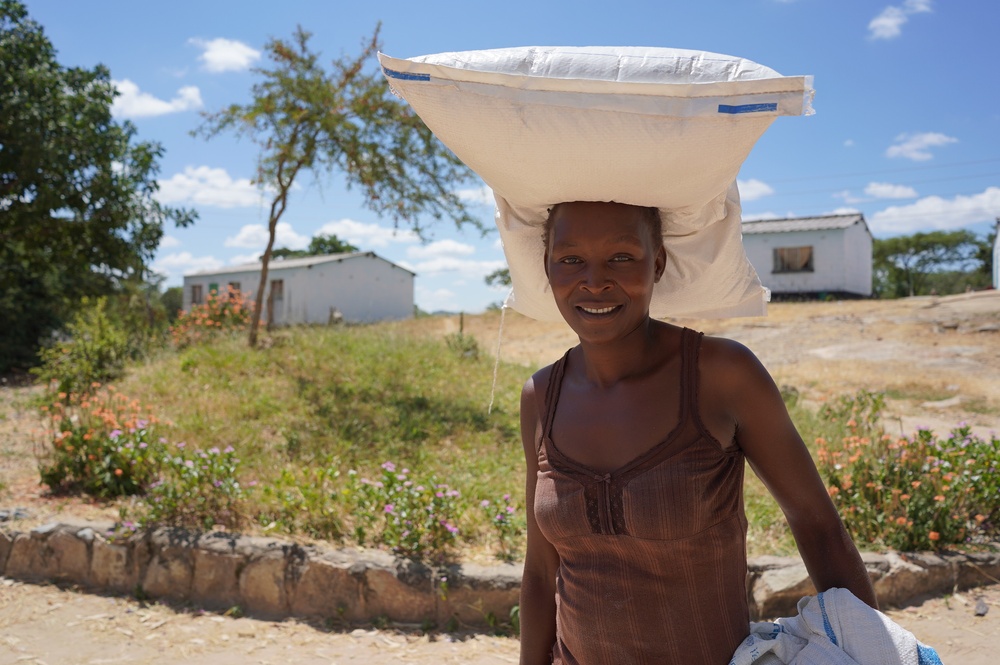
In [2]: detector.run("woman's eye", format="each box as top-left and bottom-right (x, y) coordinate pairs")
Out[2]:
(611, 255), (633, 262)
(559, 256), (582, 264)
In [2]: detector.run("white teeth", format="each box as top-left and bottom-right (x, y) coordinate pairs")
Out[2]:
(581, 306), (616, 314)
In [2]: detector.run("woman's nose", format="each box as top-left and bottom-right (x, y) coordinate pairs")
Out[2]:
(581, 264), (612, 292)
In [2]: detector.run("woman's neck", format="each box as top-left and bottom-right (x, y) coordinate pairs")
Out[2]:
(574, 318), (673, 388)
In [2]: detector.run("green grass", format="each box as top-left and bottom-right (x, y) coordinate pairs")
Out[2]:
(118, 325), (529, 555)
(106, 323), (867, 560)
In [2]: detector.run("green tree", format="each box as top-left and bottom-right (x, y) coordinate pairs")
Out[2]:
(270, 232), (359, 260)
(485, 267), (512, 288)
(873, 230), (984, 298)
(195, 25), (476, 347)
(0, 1), (194, 372)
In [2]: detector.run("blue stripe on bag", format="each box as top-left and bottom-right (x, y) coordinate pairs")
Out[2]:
(817, 592), (839, 646)
(382, 67), (430, 82)
(718, 103), (778, 114)
(917, 643), (944, 665)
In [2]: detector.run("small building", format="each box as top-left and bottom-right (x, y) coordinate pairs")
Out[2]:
(182, 252), (414, 325)
(741, 213), (873, 298)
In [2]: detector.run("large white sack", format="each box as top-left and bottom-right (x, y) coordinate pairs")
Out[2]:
(378, 46), (814, 321)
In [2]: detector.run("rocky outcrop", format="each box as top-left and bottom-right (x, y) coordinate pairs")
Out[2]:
(1, 520), (997, 626)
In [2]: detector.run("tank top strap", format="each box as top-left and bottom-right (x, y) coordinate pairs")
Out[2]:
(680, 327), (703, 424)
(539, 349), (571, 453)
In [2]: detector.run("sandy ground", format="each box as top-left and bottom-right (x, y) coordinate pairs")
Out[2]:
(1, 578), (997, 664)
(2, 291), (999, 663)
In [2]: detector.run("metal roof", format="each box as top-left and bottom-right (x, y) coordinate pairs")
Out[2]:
(741, 213), (868, 235)
(185, 251), (416, 277)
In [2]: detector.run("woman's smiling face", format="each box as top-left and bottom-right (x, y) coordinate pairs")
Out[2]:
(544, 201), (666, 344)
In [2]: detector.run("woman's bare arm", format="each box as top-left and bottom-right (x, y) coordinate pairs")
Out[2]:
(518, 375), (560, 664)
(703, 338), (878, 609)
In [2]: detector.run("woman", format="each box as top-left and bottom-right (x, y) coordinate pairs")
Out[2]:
(518, 200), (877, 665)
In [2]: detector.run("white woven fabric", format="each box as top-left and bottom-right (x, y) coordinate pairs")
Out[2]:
(379, 46), (814, 320)
(729, 588), (944, 665)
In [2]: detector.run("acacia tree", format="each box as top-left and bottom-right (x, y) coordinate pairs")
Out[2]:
(270, 233), (359, 260)
(873, 229), (987, 297)
(0, 0), (194, 371)
(196, 25), (476, 347)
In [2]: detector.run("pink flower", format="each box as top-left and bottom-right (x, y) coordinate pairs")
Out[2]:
(384, 504), (394, 513)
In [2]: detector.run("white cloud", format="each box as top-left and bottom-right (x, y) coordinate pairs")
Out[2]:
(415, 286), (459, 312)
(402, 256), (507, 279)
(827, 206), (863, 216)
(737, 179), (775, 202)
(865, 182), (918, 199)
(316, 218), (419, 248)
(455, 185), (495, 206)
(228, 253), (261, 266)
(870, 187), (1000, 234)
(158, 166), (267, 208)
(112, 79), (202, 118)
(225, 222), (310, 250)
(834, 190), (865, 205)
(189, 37), (260, 73)
(868, 0), (932, 40)
(406, 239), (476, 261)
(742, 211), (782, 222)
(885, 132), (957, 161)
(152, 252), (223, 280)
(844, 139), (855, 148)
(159, 235), (182, 249)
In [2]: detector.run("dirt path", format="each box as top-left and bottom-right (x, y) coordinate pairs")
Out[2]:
(1, 578), (997, 664)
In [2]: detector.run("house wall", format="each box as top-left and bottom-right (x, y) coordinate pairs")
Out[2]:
(182, 255), (414, 324)
(743, 224), (872, 296)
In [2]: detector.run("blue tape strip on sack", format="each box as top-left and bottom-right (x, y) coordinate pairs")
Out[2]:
(718, 103), (778, 114)
(817, 592), (839, 646)
(382, 67), (430, 82)
(917, 644), (944, 665)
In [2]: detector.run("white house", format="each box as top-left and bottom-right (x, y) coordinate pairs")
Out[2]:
(182, 252), (415, 325)
(741, 213), (873, 298)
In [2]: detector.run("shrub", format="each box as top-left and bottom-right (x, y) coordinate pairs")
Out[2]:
(140, 442), (250, 531)
(32, 297), (134, 398)
(816, 391), (1000, 551)
(479, 493), (524, 562)
(170, 286), (254, 348)
(36, 387), (164, 498)
(346, 461), (462, 560)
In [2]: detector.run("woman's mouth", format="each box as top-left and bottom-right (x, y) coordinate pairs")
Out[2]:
(578, 305), (619, 315)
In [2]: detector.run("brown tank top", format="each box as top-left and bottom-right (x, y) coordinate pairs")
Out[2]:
(534, 328), (749, 665)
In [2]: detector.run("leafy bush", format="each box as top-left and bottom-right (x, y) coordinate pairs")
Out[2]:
(480, 493), (524, 562)
(37, 387), (164, 498)
(346, 461), (462, 560)
(140, 442), (250, 531)
(33, 297), (134, 397)
(816, 391), (1000, 551)
(170, 286), (254, 348)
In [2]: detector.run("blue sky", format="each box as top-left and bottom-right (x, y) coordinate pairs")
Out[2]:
(23, 0), (1000, 313)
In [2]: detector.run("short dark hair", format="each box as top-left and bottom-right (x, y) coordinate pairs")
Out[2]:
(542, 201), (663, 251)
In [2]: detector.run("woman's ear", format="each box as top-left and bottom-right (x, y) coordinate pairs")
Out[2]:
(653, 244), (666, 283)
(543, 251), (550, 280)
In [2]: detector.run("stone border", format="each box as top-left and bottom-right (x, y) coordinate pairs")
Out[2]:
(2, 520), (998, 627)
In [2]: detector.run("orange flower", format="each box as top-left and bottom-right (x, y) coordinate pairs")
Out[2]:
(114, 469), (123, 477)
(846, 419), (857, 428)
(828, 486), (840, 497)
(895, 516), (908, 526)
(934, 495), (945, 502)
(975, 514), (987, 524)
(911, 481), (921, 489)
(928, 531), (940, 541)
(901, 494), (910, 501)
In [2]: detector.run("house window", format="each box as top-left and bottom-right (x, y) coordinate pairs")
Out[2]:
(227, 281), (241, 298)
(191, 284), (203, 305)
(208, 282), (219, 295)
(773, 246), (814, 273)
(270, 279), (284, 300)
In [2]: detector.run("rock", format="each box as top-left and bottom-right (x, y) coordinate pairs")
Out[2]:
(975, 598), (989, 616)
(90, 535), (139, 593)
